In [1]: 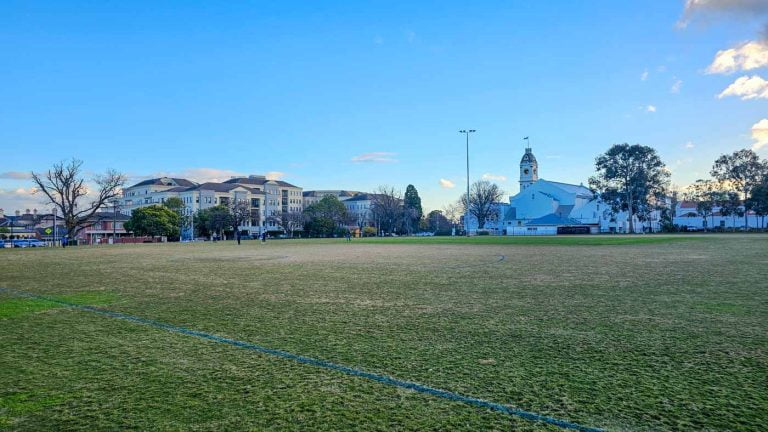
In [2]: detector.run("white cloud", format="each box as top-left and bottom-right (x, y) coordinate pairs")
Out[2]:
(717, 75), (768, 99)
(481, 173), (507, 182)
(685, 141), (695, 149)
(265, 171), (286, 180)
(752, 118), (768, 150)
(671, 78), (683, 93)
(641, 69), (649, 81)
(706, 41), (768, 74)
(0, 171), (32, 180)
(351, 152), (398, 163)
(678, 0), (768, 27)
(0, 187), (45, 213)
(646, 105), (657, 113)
(439, 178), (455, 189)
(656, 65), (667, 73)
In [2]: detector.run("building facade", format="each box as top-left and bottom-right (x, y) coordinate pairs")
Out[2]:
(121, 175), (303, 236)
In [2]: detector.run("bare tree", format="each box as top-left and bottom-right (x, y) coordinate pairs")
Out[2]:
(229, 200), (251, 243)
(460, 180), (504, 229)
(370, 186), (404, 235)
(31, 159), (126, 239)
(281, 211), (305, 237)
(443, 201), (462, 230)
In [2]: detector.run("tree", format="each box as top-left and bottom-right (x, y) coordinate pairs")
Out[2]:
(403, 184), (423, 234)
(443, 201), (462, 232)
(281, 211), (305, 237)
(370, 186), (404, 235)
(195, 205), (233, 239)
(719, 191), (743, 231)
(684, 180), (719, 231)
(124, 205), (180, 238)
(303, 195), (348, 237)
(589, 144), (670, 234)
(460, 180), (504, 230)
(747, 180), (768, 229)
(710, 149), (766, 229)
(426, 210), (450, 233)
(31, 158), (126, 239)
(163, 197), (184, 213)
(228, 200), (251, 242)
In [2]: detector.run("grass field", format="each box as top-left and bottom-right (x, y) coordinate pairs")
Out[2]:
(1, 235), (766, 431)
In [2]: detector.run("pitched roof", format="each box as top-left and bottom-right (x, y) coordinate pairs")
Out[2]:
(223, 176), (299, 188)
(526, 213), (584, 226)
(303, 190), (361, 198)
(188, 182), (263, 193)
(542, 180), (594, 197)
(128, 177), (197, 188)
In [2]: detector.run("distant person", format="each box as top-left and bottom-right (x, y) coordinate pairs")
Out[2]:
(62, 236), (68, 248)
(236, 231), (241, 245)
(345, 231), (352, 242)
(261, 232), (266, 243)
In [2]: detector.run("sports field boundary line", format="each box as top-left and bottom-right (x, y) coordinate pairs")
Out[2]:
(0, 287), (604, 432)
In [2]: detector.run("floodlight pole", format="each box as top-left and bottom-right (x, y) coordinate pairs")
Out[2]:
(459, 129), (476, 237)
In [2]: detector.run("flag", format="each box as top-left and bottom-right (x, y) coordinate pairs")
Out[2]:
(523, 136), (529, 140)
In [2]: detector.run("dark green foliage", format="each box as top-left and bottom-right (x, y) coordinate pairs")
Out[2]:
(403, 185), (423, 233)
(303, 195), (348, 237)
(589, 143), (670, 233)
(124, 205), (181, 238)
(710, 149), (767, 229)
(194, 205), (234, 238)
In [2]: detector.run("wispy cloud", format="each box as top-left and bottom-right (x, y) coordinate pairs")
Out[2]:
(717, 75), (768, 99)
(640, 69), (649, 81)
(671, 78), (683, 93)
(752, 118), (768, 150)
(706, 41), (768, 74)
(351, 152), (398, 163)
(265, 171), (286, 180)
(439, 178), (455, 189)
(685, 141), (695, 149)
(646, 105), (657, 113)
(482, 173), (507, 182)
(0, 171), (32, 180)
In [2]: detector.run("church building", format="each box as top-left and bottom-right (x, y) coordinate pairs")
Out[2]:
(466, 145), (656, 235)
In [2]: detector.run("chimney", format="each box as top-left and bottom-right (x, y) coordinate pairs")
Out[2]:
(33, 208), (38, 216)
(26, 209), (31, 214)
(0, 208), (3, 218)
(15, 210), (21, 216)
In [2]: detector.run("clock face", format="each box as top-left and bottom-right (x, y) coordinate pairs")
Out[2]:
(524, 169), (529, 175)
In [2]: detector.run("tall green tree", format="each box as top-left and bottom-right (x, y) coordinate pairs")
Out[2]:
(195, 205), (234, 239)
(747, 180), (768, 229)
(403, 184), (423, 234)
(303, 195), (348, 237)
(710, 149), (767, 229)
(589, 143), (670, 234)
(124, 205), (180, 238)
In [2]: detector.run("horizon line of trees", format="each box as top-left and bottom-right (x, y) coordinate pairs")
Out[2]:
(24, 146), (768, 243)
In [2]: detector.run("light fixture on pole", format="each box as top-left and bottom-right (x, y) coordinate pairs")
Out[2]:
(459, 129), (476, 237)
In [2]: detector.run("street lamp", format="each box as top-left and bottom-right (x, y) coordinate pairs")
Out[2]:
(459, 129), (476, 237)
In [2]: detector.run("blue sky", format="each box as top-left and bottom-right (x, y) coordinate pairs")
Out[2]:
(1, 0), (767, 213)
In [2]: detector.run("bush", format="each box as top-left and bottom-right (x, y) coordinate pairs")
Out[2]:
(363, 226), (377, 237)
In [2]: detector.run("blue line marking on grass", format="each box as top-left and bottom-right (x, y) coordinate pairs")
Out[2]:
(0, 287), (603, 432)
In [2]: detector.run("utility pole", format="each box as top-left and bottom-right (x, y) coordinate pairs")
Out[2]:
(52, 207), (57, 246)
(459, 129), (476, 237)
(112, 199), (118, 243)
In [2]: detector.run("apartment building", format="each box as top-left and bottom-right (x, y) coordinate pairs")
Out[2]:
(120, 175), (303, 235)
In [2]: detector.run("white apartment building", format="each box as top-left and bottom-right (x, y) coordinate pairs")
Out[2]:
(302, 190), (362, 208)
(120, 175), (303, 235)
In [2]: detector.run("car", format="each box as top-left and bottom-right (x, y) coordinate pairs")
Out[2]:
(12, 239), (30, 248)
(27, 239), (47, 247)
(0, 240), (5, 248)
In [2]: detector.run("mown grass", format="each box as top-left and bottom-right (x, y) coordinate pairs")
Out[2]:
(0, 234), (766, 431)
(353, 234), (700, 246)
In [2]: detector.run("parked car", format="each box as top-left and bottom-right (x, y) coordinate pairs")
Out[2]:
(0, 240), (5, 248)
(27, 239), (47, 247)
(12, 239), (30, 248)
